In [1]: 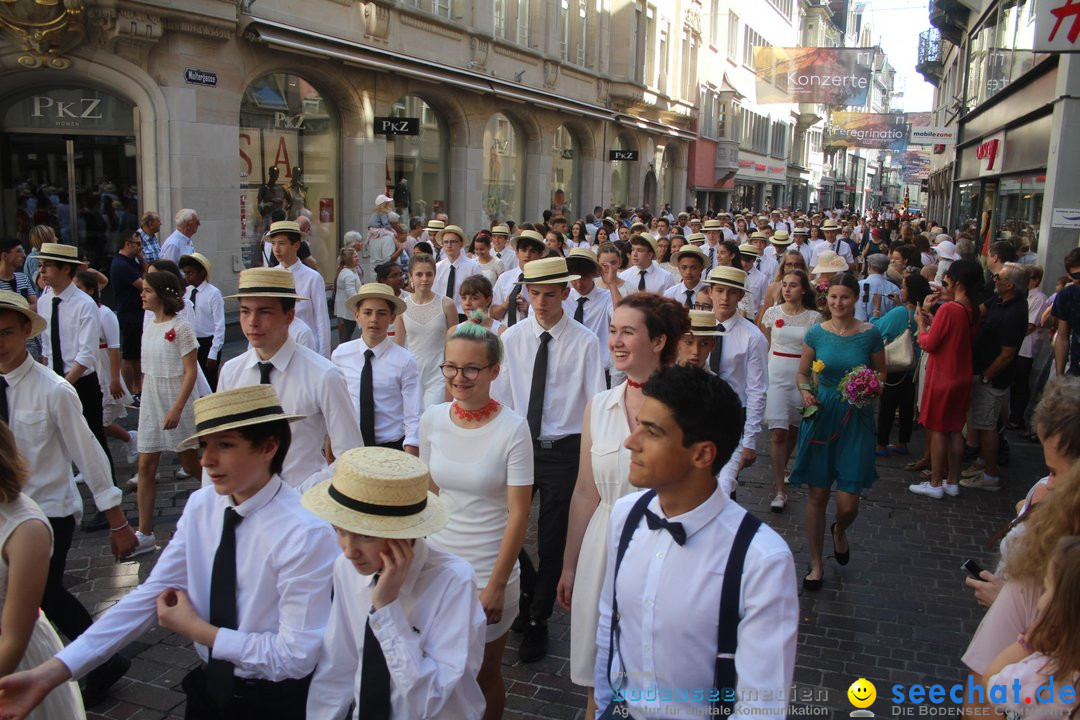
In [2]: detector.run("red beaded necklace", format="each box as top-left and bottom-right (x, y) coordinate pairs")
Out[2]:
(451, 399), (501, 422)
(626, 377), (646, 389)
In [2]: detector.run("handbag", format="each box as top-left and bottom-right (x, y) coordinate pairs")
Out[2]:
(884, 310), (916, 374)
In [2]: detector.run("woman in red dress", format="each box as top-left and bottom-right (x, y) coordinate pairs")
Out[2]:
(909, 259), (982, 499)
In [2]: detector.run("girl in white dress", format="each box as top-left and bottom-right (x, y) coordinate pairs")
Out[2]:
(423, 315), (532, 720)
(133, 271), (201, 556)
(558, 294), (690, 719)
(469, 232), (504, 285)
(332, 247), (361, 344)
(0, 423), (85, 720)
(396, 254), (459, 408)
(759, 268), (820, 512)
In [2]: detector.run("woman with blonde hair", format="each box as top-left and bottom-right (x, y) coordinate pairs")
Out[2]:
(332, 247), (361, 343)
(24, 225), (56, 291)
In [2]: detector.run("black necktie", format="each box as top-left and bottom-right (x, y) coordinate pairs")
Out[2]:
(685, 289), (694, 308)
(710, 323), (726, 375)
(574, 297), (587, 323)
(638, 270), (646, 292)
(644, 508), (686, 546)
(360, 349), (376, 446)
(526, 331), (552, 440)
(257, 361), (273, 385)
(359, 613), (392, 720)
(0, 377), (9, 424)
(709, 247), (715, 266)
(190, 286), (198, 309)
(50, 296), (63, 375)
(507, 274), (524, 326)
(445, 264), (456, 301)
(207, 507), (244, 708)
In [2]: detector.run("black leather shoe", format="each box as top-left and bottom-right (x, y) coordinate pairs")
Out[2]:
(82, 653), (130, 707)
(831, 522), (850, 566)
(518, 619), (549, 663)
(510, 592), (531, 633)
(802, 572), (823, 592)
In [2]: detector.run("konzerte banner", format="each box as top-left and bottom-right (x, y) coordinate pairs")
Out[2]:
(753, 47), (874, 105)
(825, 112), (910, 150)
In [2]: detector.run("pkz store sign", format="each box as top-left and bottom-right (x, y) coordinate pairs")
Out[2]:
(3, 87), (134, 133)
(374, 117), (419, 136)
(609, 150), (639, 161)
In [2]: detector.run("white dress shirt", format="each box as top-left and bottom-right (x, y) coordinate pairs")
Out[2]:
(331, 337), (422, 447)
(160, 229), (195, 264)
(492, 312), (605, 440)
(39, 282), (100, 375)
(1, 354), (121, 519)
(809, 237), (855, 268)
(702, 242), (722, 271)
(185, 280), (226, 360)
(493, 247), (518, 271)
(854, 274), (901, 322)
(619, 262), (675, 295)
(792, 241), (813, 265)
(564, 285), (613, 370)
(307, 541), (486, 720)
(663, 280), (707, 308)
(708, 314), (768, 451)
(218, 336), (362, 490)
(244, 318), (317, 355)
(434, 254), (483, 312)
(278, 259), (331, 357)
(594, 487), (798, 720)
(745, 267), (770, 318)
(57, 477), (338, 681)
(756, 250), (779, 281)
(492, 267), (525, 314)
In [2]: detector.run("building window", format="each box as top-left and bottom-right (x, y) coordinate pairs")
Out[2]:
(482, 113), (524, 223)
(576, 0), (589, 66)
(681, 30), (695, 100)
(560, 0), (570, 61)
(770, 121), (788, 159)
(743, 26), (766, 68)
(496, 0), (529, 44)
(644, 5), (656, 88)
(764, 0), (793, 21)
(657, 18), (670, 92)
(387, 96), (448, 228)
(727, 12), (738, 62)
(709, 0), (720, 46)
(964, 0), (1039, 111)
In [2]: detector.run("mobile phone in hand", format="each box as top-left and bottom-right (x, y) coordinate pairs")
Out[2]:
(962, 559), (986, 580)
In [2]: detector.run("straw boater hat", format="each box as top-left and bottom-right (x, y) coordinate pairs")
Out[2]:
(437, 225), (466, 245)
(515, 256), (579, 285)
(182, 384), (304, 447)
(179, 252), (212, 280)
(771, 230), (792, 246)
(630, 231), (659, 255)
(686, 232), (706, 246)
(426, 219), (446, 233)
(264, 220), (301, 239)
(689, 217), (703, 226)
(491, 224), (510, 236)
(38, 242), (82, 265)
(687, 310), (722, 337)
(672, 244), (707, 264)
(226, 267), (310, 300)
(0, 290), (46, 338)
(738, 243), (762, 258)
(511, 228), (546, 251)
(302, 447), (448, 539)
(702, 219), (723, 231)
(705, 265), (747, 292)
(811, 250), (849, 275)
(822, 219), (841, 232)
(793, 227), (809, 237)
(629, 221), (647, 234)
(566, 247), (599, 275)
(345, 282), (407, 315)
(749, 231), (768, 242)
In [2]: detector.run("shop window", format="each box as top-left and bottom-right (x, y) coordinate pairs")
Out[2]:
(482, 113), (524, 223)
(610, 133), (635, 209)
(995, 174), (1043, 253)
(551, 125), (580, 218)
(240, 73), (339, 281)
(387, 96), (448, 225)
(965, 0), (1042, 111)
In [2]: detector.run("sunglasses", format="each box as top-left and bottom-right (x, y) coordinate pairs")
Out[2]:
(1069, 271), (1080, 281)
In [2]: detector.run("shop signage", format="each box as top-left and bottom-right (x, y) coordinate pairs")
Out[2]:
(1034, 0), (1080, 52)
(825, 112), (909, 151)
(754, 163), (767, 171)
(184, 68), (218, 87)
(609, 150), (639, 161)
(1051, 208), (1080, 228)
(976, 132), (1005, 176)
(374, 116), (419, 136)
(3, 87), (134, 133)
(908, 126), (957, 145)
(738, 160), (755, 168)
(768, 166), (785, 174)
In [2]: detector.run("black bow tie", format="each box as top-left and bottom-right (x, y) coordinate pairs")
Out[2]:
(644, 508), (686, 546)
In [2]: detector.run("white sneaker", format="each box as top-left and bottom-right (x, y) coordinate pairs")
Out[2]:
(126, 432), (139, 464)
(176, 468), (192, 480)
(960, 473), (1000, 491)
(126, 474), (139, 488)
(908, 481), (944, 499)
(942, 483), (960, 497)
(73, 472), (85, 485)
(128, 531), (157, 558)
(770, 493), (787, 512)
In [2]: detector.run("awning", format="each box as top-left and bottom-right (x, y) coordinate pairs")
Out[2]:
(243, 17), (696, 141)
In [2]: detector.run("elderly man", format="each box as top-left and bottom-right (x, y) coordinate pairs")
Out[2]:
(135, 211), (162, 263)
(296, 214), (320, 271)
(160, 208), (198, 264)
(855, 254), (901, 322)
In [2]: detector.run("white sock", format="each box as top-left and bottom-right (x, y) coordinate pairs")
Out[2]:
(983, 473), (999, 482)
(128, 431), (136, 443)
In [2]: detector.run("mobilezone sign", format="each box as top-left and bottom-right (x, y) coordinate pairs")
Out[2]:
(908, 127), (957, 145)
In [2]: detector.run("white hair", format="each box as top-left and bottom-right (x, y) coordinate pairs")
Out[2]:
(174, 208), (198, 226)
(344, 230), (363, 245)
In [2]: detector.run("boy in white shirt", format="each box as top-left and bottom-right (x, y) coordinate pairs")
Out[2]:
(269, 221), (332, 357)
(179, 253), (225, 390)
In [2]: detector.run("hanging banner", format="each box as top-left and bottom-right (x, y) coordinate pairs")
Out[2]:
(825, 112), (910, 150)
(752, 47), (874, 105)
(898, 151), (932, 183)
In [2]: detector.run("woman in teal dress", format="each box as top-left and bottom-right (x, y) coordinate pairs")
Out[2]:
(790, 273), (886, 591)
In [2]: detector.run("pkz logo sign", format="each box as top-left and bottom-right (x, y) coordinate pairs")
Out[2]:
(30, 96), (103, 121)
(374, 117), (419, 136)
(609, 150), (639, 161)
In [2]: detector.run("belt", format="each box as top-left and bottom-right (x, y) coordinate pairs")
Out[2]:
(534, 434), (581, 451)
(772, 351), (801, 358)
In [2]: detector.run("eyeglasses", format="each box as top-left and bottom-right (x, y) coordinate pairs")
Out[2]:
(439, 363), (493, 380)
(692, 302), (713, 311)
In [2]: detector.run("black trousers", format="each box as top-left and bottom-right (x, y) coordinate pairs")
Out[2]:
(43, 516), (94, 641)
(519, 435), (581, 622)
(1009, 356), (1034, 425)
(877, 372), (916, 447)
(182, 665), (311, 720)
(72, 372), (115, 482)
(196, 336), (219, 391)
(376, 437), (405, 450)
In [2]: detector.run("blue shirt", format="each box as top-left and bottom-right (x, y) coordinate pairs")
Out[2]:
(855, 274), (900, 322)
(1052, 284), (1080, 376)
(137, 228), (161, 262)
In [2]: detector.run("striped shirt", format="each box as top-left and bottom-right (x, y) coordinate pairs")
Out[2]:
(0, 271), (36, 300)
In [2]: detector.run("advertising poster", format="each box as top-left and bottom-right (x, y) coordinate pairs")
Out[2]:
(898, 151), (932, 184)
(753, 47), (874, 105)
(825, 112), (911, 150)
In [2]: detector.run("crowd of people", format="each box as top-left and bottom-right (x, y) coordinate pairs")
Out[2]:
(0, 198), (1076, 720)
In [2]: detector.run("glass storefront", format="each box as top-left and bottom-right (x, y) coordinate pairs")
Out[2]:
(388, 96), (448, 225)
(609, 133), (633, 210)
(482, 113), (523, 223)
(995, 174), (1043, 252)
(964, 0), (1046, 111)
(240, 73), (339, 281)
(1, 86), (138, 271)
(550, 124), (578, 218)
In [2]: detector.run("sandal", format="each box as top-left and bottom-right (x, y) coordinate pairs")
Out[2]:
(904, 458), (929, 472)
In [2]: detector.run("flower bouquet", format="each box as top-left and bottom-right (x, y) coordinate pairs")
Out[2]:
(838, 365), (882, 408)
(800, 360), (826, 418)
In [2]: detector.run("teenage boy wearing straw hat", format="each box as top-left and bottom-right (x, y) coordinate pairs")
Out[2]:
(0, 290), (136, 705)
(302, 447), (486, 719)
(218, 268), (361, 493)
(492, 256), (605, 663)
(434, 225), (482, 321)
(705, 266), (768, 499)
(564, 247), (614, 383)
(812, 218), (855, 269)
(663, 245), (708, 309)
(267, 221), (332, 358)
(332, 284), (421, 454)
(763, 230), (792, 278)
(738, 242), (770, 318)
(676, 309), (722, 369)
(702, 219), (724, 270)
(491, 229), (547, 326)
(179, 253), (225, 391)
(0, 385), (340, 719)
(618, 232), (675, 295)
(490, 224), (518, 271)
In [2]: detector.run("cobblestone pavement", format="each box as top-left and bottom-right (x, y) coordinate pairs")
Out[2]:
(70, 362), (1036, 719)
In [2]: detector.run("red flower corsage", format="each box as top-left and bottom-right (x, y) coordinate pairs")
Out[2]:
(164, 329), (177, 342)
(775, 318), (785, 328)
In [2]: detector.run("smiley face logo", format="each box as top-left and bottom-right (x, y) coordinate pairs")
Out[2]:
(847, 678), (876, 709)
